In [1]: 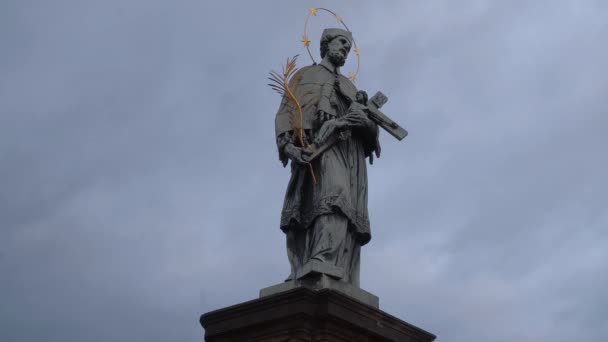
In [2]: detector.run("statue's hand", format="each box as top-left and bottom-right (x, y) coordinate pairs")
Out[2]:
(284, 143), (312, 165)
(343, 102), (373, 129)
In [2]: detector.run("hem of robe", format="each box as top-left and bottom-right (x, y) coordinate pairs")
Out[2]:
(280, 195), (371, 246)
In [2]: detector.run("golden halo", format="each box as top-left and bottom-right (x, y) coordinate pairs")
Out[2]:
(302, 7), (360, 81)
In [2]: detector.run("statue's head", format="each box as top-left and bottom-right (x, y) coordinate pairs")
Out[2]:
(320, 28), (353, 68)
(356, 90), (368, 105)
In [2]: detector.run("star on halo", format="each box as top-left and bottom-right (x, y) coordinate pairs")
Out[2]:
(301, 35), (311, 47)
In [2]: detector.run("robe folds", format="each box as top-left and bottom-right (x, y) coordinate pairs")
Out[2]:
(275, 62), (380, 248)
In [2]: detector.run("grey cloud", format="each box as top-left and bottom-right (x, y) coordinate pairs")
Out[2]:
(1, 1), (607, 341)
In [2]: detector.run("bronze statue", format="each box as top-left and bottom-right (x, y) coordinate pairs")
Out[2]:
(273, 28), (406, 287)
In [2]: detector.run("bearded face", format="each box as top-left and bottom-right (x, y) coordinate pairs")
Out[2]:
(325, 35), (351, 67)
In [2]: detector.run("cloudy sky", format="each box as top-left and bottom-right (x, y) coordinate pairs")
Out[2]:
(1, 1), (607, 341)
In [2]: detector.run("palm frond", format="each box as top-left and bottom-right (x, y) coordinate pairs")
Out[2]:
(268, 55), (304, 146)
(268, 55), (317, 184)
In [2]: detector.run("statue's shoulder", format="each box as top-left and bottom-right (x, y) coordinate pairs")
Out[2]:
(294, 64), (334, 85)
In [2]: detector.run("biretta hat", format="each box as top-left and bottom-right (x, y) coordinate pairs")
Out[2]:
(321, 28), (353, 44)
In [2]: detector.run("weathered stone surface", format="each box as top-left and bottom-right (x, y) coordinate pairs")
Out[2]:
(200, 287), (436, 342)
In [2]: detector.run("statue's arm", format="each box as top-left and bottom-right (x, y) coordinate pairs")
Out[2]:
(339, 103), (381, 162)
(276, 75), (318, 167)
(276, 132), (292, 167)
(277, 131), (314, 167)
(314, 102), (376, 141)
(338, 103), (377, 134)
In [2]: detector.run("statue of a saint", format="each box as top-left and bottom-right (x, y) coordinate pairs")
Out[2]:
(274, 28), (380, 287)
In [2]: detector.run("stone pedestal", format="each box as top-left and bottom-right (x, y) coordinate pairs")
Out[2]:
(260, 273), (380, 308)
(200, 287), (436, 342)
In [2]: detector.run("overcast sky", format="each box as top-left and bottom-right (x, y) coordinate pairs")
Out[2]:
(1, 1), (607, 341)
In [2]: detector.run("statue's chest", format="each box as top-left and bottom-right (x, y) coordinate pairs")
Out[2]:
(315, 79), (354, 119)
